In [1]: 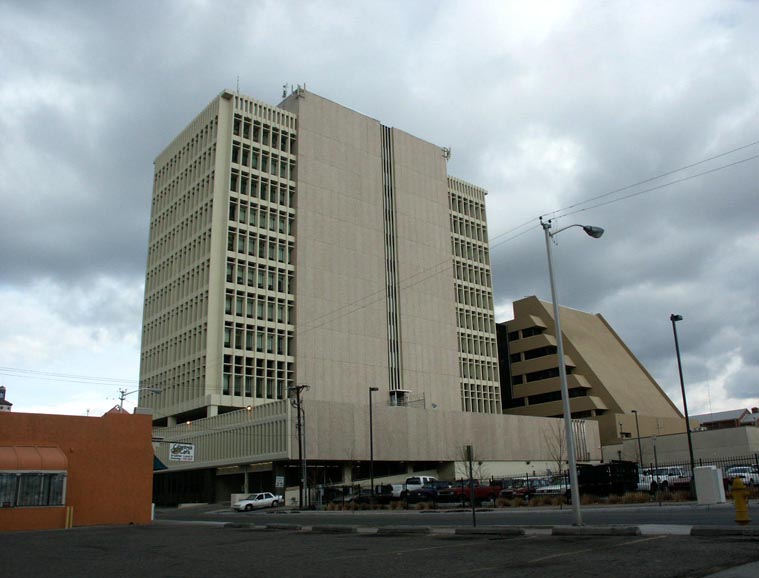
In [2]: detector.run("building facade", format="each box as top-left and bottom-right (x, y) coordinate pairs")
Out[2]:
(0, 411), (154, 532)
(498, 296), (686, 446)
(144, 91), (604, 504)
(139, 88), (500, 424)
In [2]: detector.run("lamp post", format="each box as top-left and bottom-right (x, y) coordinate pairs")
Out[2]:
(631, 409), (643, 466)
(541, 217), (604, 526)
(288, 383), (310, 508)
(369, 386), (379, 503)
(118, 387), (161, 411)
(670, 314), (696, 482)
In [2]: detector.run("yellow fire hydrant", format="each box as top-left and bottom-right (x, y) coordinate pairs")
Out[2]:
(732, 477), (750, 526)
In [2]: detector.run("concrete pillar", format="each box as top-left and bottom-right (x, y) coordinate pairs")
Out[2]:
(167, 416), (177, 426)
(342, 463), (353, 484)
(207, 405), (218, 418)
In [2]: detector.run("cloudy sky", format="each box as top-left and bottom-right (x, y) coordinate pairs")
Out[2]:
(1, 0), (757, 418)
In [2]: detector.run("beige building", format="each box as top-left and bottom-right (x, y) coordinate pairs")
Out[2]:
(498, 296), (686, 446)
(142, 89), (593, 503)
(140, 88), (500, 424)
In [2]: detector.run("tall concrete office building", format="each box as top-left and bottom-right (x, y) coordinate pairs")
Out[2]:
(139, 88), (501, 425)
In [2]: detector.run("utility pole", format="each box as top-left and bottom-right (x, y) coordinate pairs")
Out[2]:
(288, 384), (310, 508)
(467, 444), (476, 527)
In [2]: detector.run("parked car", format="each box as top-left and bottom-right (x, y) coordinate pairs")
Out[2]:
(724, 466), (759, 487)
(534, 476), (570, 497)
(637, 467), (690, 492)
(499, 477), (549, 501)
(436, 479), (501, 505)
(232, 492), (283, 511)
(389, 476), (438, 498)
(406, 481), (453, 503)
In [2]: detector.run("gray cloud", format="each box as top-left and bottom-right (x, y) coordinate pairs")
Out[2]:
(0, 0), (757, 413)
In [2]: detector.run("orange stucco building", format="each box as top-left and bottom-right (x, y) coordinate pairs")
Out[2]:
(0, 411), (154, 532)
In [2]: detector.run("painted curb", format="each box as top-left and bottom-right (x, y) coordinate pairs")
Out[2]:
(376, 526), (431, 535)
(310, 525), (358, 534)
(265, 523), (303, 531)
(454, 527), (525, 536)
(691, 526), (759, 537)
(552, 526), (641, 536)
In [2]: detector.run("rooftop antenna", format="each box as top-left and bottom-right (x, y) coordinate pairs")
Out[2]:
(236, 75), (240, 93)
(282, 84), (287, 99)
(442, 147), (452, 161)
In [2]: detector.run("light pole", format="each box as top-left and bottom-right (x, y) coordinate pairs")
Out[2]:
(369, 386), (379, 503)
(670, 314), (696, 482)
(118, 387), (161, 411)
(541, 217), (604, 526)
(631, 409), (643, 466)
(288, 383), (310, 508)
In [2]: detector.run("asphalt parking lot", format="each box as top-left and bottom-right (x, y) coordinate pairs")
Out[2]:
(3, 523), (758, 578)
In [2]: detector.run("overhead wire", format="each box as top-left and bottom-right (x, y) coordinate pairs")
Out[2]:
(5, 141), (758, 388)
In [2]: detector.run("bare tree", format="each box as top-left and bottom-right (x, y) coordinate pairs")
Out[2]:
(543, 420), (567, 475)
(454, 445), (490, 481)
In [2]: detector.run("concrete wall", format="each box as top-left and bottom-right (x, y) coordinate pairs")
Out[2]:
(303, 399), (602, 464)
(619, 426), (759, 464)
(0, 411), (154, 531)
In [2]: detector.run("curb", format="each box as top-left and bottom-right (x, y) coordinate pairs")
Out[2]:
(552, 526), (641, 536)
(454, 527), (524, 536)
(376, 526), (431, 536)
(311, 525), (358, 534)
(266, 523), (303, 531)
(691, 526), (759, 537)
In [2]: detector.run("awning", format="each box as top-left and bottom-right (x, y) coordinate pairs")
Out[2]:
(153, 455), (168, 471)
(0, 446), (68, 471)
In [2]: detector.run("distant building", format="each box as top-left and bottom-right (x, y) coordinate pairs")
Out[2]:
(0, 386), (12, 412)
(497, 296), (687, 446)
(691, 408), (759, 430)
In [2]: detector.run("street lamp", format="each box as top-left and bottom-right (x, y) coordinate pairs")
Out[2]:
(119, 387), (162, 411)
(631, 409), (643, 466)
(541, 217), (604, 526)
(369, 386), (379, 503)
(288, 384), (310, 508)
(670, 314), (696, 482)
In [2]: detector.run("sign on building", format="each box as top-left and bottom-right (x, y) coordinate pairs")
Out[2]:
(275, 475), (285, 488)
(168, 442), (195, 462)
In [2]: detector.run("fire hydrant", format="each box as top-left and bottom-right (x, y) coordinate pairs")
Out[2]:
(732, 478), (750, 526)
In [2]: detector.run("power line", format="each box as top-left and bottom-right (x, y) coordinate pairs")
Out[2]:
(0, 366), (138, 387)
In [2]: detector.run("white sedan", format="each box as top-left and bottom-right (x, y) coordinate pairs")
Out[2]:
(233, 492), (283, 511)
(725, 466), (759, 487)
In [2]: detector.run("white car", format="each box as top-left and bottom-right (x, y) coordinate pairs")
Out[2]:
(233, 492), (283, 511)
(637, 467), (690, 492)
(725, 466), (759, 487)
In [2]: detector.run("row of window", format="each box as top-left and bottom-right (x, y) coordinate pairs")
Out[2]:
(233, 114), (296, 153)
(454, 259), (492, 289)
(461, 382), (500, 414)
(448, 190), (486, 221)
(142, 293), (208, 348)
(143, 262), (210, 321)
(458, 333), (497, 358)
(230, 170), (296, 206)
(154, 149), (216, 215)
(451, 214), (488, 243)
(141, 325), (208, 376)
(460, 357), (499, 382)
(225, 292), (292, 324)
(151, 171), (215, 242)
(229, 199), (294, 235)
(222, 356), (293, 400)
(223, 322), (293, 356)
(507, 326), (544, 341)
(149, 197), (214, 267)
(231, 142), (295, 179)
(153, 118), (217, 204)
(0, 472), (66, 508)
(146, 230), (212, 297)
(456, 283), (494, 311)
(457, 308), (496, 335)
(140, 355), (207, 408)
(227, 228), (294, 265)
(452, 237), (490, 266)
(226, 259), (293, 294)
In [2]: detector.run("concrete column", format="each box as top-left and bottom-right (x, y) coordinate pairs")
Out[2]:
(207, 405), (218, 418)
(167, 416), (177, 426)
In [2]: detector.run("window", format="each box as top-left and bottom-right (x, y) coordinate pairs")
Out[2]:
(9, 472), (67, 507)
